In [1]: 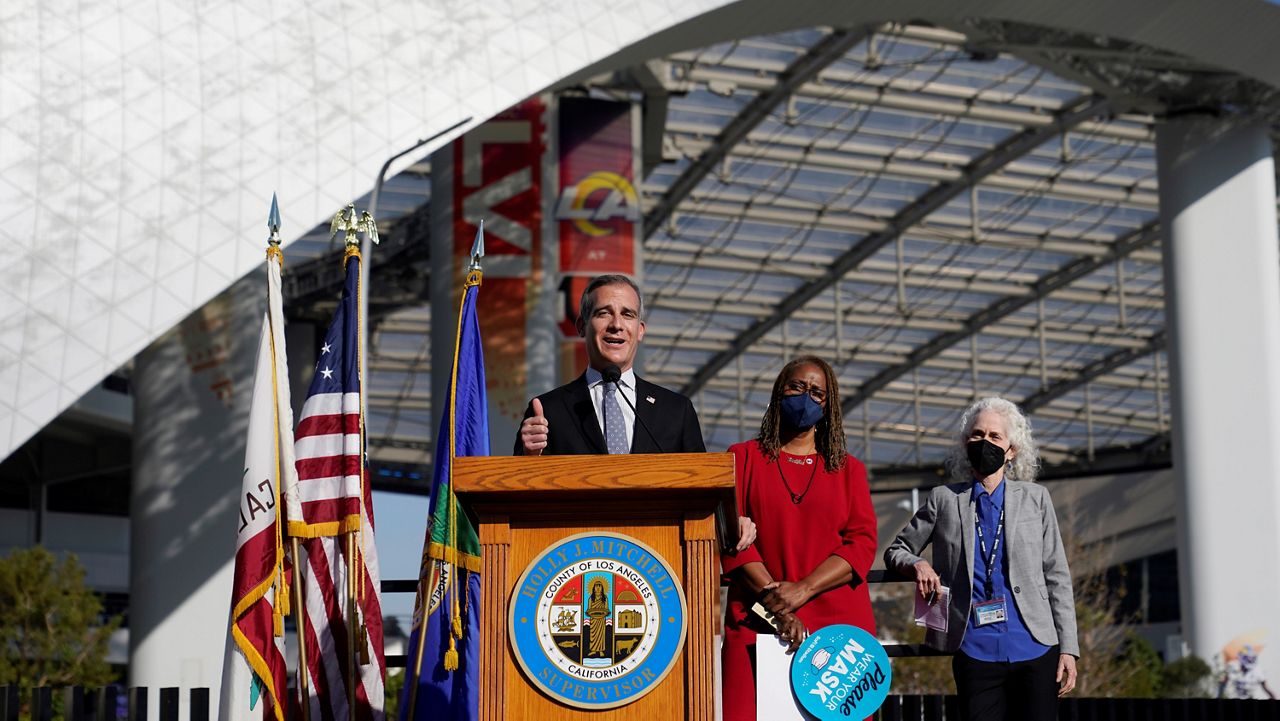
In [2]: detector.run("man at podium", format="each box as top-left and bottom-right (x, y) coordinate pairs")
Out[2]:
(514, 274), (756, 550)
(514, 274), (706, 456)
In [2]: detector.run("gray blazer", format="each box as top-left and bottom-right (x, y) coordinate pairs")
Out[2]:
(884, 480), (1079, 657)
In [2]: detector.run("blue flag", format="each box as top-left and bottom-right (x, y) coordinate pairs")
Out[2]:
(400, 243), (488, 720)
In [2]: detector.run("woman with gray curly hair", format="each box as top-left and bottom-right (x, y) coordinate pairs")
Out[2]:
(884, 397), (1079, 721)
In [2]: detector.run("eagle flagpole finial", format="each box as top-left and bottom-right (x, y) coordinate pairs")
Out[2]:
(359, 210), (380, 247)
(330, 204), (380, 249)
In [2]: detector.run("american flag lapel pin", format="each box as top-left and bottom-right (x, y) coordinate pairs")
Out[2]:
(646, 395), (656, 404)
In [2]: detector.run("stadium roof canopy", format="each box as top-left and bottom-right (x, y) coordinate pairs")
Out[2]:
(278, 20), (1280, 490)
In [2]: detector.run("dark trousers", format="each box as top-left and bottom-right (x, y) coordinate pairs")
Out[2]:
(952, 646), (1060, 721)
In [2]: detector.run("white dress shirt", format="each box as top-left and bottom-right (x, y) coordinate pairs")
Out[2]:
(585, 365), (636, 451)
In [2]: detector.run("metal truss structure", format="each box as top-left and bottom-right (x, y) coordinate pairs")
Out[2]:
(282, 21), (1280, 490)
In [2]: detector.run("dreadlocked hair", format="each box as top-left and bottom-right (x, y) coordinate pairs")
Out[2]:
(756, 355), (848, 472)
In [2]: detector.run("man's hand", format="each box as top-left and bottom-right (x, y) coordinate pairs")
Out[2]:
(761, 580), (813, 616)
(913, 560), (942, 603)
(1057, 654), (1078, 696)
(519, 398), (549, 456)
(735, 516), (757, 552)
(777, 612), (808, 654)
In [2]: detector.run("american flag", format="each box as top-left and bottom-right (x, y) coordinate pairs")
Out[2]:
(287, 251), (385, 721)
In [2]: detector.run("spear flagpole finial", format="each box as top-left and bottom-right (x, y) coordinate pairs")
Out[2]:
(267, 193), (282, 246)
(468, 220), (485, 272)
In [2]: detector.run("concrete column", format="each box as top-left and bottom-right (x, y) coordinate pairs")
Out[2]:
(130, 273), (262, 719)
(1157, 118), (1280, 661)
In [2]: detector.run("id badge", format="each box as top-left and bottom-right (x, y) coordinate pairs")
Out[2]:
(973, 597), (1007, 626)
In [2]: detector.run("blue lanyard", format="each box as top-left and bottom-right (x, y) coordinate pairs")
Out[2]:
(974, 500), (1005, 598)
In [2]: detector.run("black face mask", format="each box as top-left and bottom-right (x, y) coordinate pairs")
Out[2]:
(966, 439), (1007, 477)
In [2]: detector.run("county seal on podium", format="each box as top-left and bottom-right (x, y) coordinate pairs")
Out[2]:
(509, 531), (688, 710)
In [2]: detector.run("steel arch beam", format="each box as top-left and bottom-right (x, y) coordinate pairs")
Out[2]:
(840, 220), (1161, 415)
(679, 92), (1112, 398)
(1020, 330), (1167, 413)
(642, 27), (870, 239)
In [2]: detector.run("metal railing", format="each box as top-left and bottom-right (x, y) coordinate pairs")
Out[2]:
(877, 695), (1280, 720)
(379, 568), (943, 668)
(377, 575), (1280, 719)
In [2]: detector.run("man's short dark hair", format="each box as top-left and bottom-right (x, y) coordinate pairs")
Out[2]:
(578, 274), (644, 324)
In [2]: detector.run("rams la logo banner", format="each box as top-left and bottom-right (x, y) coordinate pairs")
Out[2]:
(554, 170), (641, 236)
(509, 532), (687, 709)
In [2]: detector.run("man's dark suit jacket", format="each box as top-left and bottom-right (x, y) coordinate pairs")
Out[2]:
(512, 373), (706, 455)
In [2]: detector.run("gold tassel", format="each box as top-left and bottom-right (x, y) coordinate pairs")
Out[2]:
(273, 569), (288, 636)
(443, 636), (459, 671)
(451, 613), (463, 640)
(278, 576), (291, 617)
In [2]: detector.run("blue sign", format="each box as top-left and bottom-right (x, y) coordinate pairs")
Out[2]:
(508, 532), (687, 710)
(790, 624), (891, 719)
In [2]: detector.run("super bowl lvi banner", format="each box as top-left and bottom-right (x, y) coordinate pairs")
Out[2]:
(430, 98), (549, 448)
(508, 532), (687, 709)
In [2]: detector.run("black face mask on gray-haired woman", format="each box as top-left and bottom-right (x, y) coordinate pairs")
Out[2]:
(966, 438), (1006, 477)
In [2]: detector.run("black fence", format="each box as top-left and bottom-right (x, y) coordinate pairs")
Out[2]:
(0, 686), (208, 721)
(0, 569), (1269, 720)
(376, 576), (1280, 720)
(876, 695), (1280, 720)
(3, 686), (1278, 720)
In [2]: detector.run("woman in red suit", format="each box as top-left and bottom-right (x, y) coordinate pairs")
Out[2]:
(720, 355), (878, 721)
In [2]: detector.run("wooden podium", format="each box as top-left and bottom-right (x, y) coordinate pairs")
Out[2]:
(453, 452), (736, 721)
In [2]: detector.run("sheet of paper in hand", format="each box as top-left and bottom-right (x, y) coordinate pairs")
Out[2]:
(751, 601), (781, 632)
(914, 585), (950, 633)
(757, 635), (806, 721)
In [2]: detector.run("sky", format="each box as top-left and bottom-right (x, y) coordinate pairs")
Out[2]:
(371, 490), (431, 626)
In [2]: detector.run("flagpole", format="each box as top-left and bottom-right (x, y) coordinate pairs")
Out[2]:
(348, 221), (365, 721)
(346, 532), (360, 716)
(290, 538), (312, 721)
(349, 118), (470, 721)
(405, 585), (429, 717)
(267, 195), (315, 721)
(403, 224), (484, 720)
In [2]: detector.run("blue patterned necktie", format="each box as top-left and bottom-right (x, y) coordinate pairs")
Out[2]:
(603, 382), (629, 454)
